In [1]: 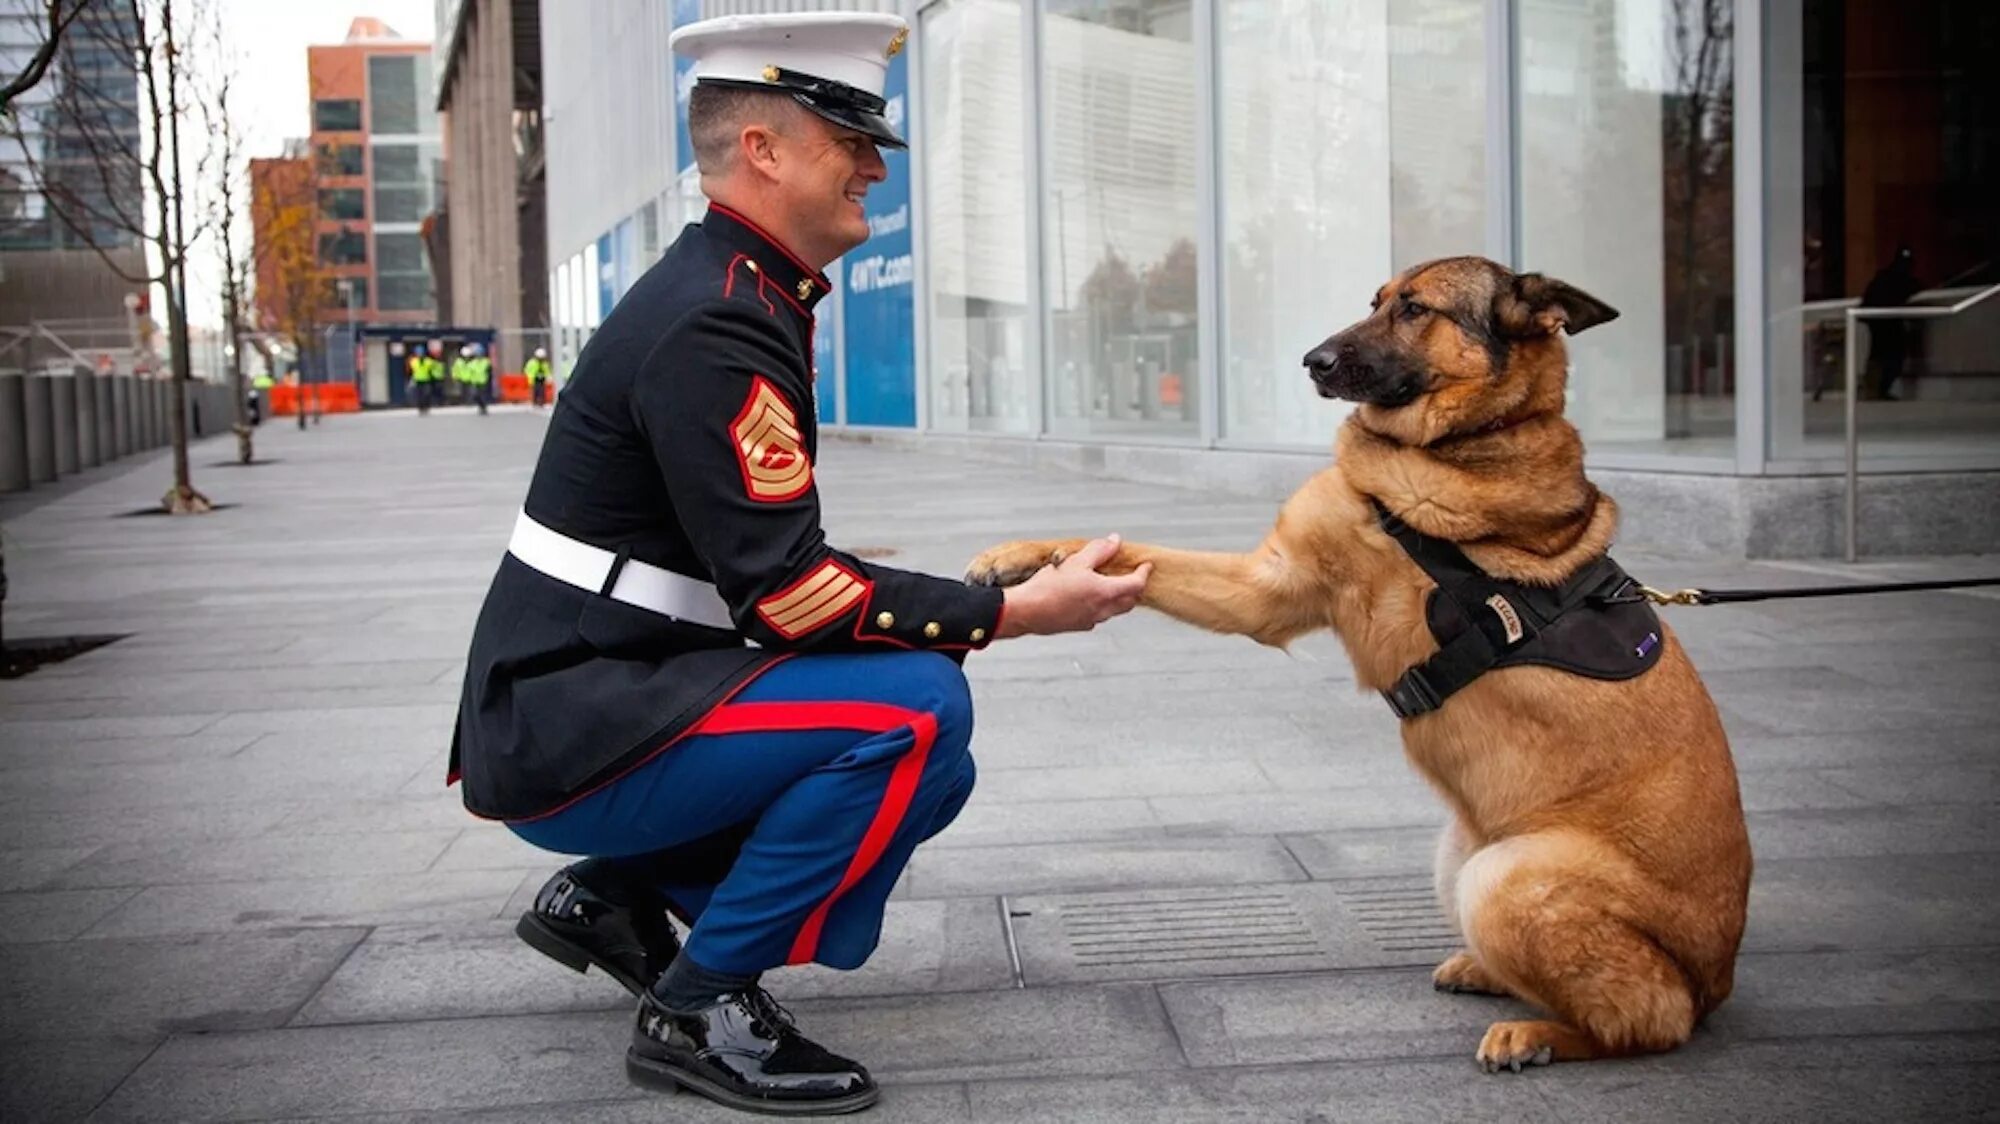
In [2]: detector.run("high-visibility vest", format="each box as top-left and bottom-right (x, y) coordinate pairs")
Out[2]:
(472, 357), (491, 382)
(524, 357), (551, 383)
(409, 356), (439, 383)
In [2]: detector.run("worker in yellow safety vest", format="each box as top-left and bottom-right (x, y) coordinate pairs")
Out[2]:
(525, 347), (553, 409)
(409, 342), (443, 416)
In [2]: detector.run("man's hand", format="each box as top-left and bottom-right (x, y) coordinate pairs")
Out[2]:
(996, 535), (1150, 638)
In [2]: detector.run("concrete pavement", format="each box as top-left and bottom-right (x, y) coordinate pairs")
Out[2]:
(2, 405), (1997, 1122)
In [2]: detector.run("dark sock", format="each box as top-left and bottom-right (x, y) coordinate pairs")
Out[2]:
(652, 952), (757, 1010)
(562, 859), (642, 906)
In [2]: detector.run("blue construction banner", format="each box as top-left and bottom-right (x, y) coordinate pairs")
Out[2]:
(839, 55), (915, 428)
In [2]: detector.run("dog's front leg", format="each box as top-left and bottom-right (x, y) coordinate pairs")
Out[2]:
(966, 537), (1323, 648)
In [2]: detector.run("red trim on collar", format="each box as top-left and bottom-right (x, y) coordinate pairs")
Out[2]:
(706, 204), (833, 290)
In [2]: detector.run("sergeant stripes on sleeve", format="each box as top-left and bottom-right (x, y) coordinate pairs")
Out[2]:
(731, 376), (813, 502)
(756, 560), (870, 639)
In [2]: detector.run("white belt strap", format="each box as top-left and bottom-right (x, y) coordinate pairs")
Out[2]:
(507, 511), (736, 631)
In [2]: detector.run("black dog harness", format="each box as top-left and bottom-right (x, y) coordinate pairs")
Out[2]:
(1374, 501), (1665, 719)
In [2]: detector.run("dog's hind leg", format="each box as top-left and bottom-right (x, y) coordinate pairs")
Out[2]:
(1455, 834), (1698, 1071)
(1431, 820), (1511, 997)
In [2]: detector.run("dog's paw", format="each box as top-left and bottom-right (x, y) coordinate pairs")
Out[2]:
(1475, 1021), (1558, 1074)
(1433, 951), (1509, 997)
(965, 541), (1067, 588)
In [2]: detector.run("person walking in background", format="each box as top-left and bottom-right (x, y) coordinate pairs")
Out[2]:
(526, 346), (553, 409)
(1861, 246), (1923, 401)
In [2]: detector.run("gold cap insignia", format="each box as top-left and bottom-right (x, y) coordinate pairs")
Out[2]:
(797, 277), (813, 301)
(762, 65), (780, 82)
(885, 28), (907, 59)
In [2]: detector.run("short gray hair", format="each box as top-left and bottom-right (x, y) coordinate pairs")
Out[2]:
(687, 85), (805, 175)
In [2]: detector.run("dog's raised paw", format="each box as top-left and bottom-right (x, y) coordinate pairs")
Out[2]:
(1476, 1021), (1558, 1074)
(964, 542), (1061, 588)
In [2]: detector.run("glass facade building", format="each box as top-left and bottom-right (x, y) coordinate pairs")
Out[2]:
(541, 0), (2000, 552)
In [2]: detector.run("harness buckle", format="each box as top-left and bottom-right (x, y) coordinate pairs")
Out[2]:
(1382, 669), (1444, 720)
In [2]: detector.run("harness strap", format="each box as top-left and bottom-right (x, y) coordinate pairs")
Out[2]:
(1373, 502), (1636, 719)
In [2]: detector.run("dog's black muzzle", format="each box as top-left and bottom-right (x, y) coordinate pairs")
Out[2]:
(1302, 341), (1427, 407)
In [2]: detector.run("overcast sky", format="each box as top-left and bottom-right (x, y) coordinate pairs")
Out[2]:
(184, 0), (437, 328)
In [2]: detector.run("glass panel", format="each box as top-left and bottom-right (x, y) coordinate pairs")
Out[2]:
(376, 273), (433, 311)
(318, 188), (365, 220)
(1041, 0), (1198, 439)
(373, 185), (426, 223)
(368, 55), (418, 135)
(1766, 0), (2000, 467)
(316, 143), (364, 177)
(1220, 0), (1486, 446)
(1517, 0), (1736, 460)
(376, 232), (425, 273)
(313, 99), (362, 132)
(922, 0), (1032, 434)
(372, 144), (419, 183)
(319, 230), (367, 265)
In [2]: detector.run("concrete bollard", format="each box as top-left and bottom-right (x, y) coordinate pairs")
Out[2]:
(112, 374), (131, 458)
(75, 367), (100, 468)
(142, 380), (159, 449)
(52, 374), (78, 476)
(24, 373), (55, 483)
(95, 373), (115, 463)
(145, 379), (162, 449)
(0, 374), (27, 493)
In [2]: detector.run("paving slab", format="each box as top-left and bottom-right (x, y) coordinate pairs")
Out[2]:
(293, 898), (1013, 1026)
(81, 870), (528, 939)
(0, 1037), (158, 1123)
(903, 835), (1308, 899)
(0, 888), (138, 943)
(0, 927), (365, 1043)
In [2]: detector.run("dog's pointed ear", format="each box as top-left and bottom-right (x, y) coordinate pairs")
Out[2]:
(1494, 273), (1620, 338)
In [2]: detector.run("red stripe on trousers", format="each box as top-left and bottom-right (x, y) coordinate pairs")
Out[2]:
(688, 700), (940, 965)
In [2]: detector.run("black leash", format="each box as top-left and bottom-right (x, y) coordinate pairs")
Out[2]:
(1618, 576), (2000, 607)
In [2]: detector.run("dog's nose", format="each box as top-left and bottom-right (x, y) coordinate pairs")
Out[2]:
(1303, 342), (1353, 374)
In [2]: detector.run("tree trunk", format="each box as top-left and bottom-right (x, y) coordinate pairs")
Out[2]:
(159, 0), (207, 514)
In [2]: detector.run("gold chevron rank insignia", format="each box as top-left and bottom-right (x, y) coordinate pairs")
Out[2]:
(756, 560), (869, 639)
(731, 377), (812, 502)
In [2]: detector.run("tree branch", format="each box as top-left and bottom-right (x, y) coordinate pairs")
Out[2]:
(0, 0), (87, 113)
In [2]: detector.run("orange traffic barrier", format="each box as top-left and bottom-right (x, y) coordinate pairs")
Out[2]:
(498, 373), (558, 404)
(271, 382), (362, 416)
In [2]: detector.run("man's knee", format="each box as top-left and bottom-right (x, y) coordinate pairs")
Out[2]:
(896, 652), (974, 743)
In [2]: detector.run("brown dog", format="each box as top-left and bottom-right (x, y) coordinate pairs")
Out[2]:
(967, 257), (1752, 1073)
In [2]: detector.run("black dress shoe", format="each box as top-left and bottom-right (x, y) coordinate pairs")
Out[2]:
(514, 870), (680, 996)
(626, 987), (878, 1116)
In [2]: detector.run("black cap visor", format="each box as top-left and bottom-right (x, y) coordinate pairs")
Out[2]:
(698, 73), (906, 149)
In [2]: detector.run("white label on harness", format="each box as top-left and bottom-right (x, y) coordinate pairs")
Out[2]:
(1486, 594), (1525, 645)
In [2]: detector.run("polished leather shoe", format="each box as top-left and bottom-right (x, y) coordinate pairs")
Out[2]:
(514, 870), (680, 996)
(625, 987), (878, 1116)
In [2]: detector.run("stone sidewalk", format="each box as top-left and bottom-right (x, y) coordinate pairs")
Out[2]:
(1, 406), (1996, 1123)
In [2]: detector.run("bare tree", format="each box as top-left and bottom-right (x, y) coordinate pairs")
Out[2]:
(4, 0), (214, 513)
(0, 0), (87, 111)
(195, 7), (252, 463)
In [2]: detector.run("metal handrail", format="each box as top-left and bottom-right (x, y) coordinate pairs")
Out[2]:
(1843, 281), (2000, 561)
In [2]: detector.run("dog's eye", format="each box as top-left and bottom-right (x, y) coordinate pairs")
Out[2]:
(1400, 300), (1429, 321)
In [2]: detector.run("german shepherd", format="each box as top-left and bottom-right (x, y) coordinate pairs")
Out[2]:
(966, 257), (1752, 1072)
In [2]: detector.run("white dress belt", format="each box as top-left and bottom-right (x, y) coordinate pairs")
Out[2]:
(506, 511), (736, 632)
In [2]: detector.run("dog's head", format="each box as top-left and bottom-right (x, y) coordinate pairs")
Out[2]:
(1302, 257), (1618, 444)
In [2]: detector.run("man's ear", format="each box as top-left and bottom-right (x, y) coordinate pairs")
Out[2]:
(740, 123), (782, 178)
(1493, 272), (1621, 337)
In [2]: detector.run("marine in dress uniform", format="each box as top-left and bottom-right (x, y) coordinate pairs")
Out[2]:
(448, 11), (1144, 1116)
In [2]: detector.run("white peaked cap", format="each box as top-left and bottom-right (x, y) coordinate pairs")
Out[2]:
(669, 12), (909, 148)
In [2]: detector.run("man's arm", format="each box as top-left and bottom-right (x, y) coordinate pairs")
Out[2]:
(634, 301), (1005, 653)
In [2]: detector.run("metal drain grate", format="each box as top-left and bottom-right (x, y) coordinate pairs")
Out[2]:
(1334, 877), (1461, 955)
(1053, 889), (1324, 969)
